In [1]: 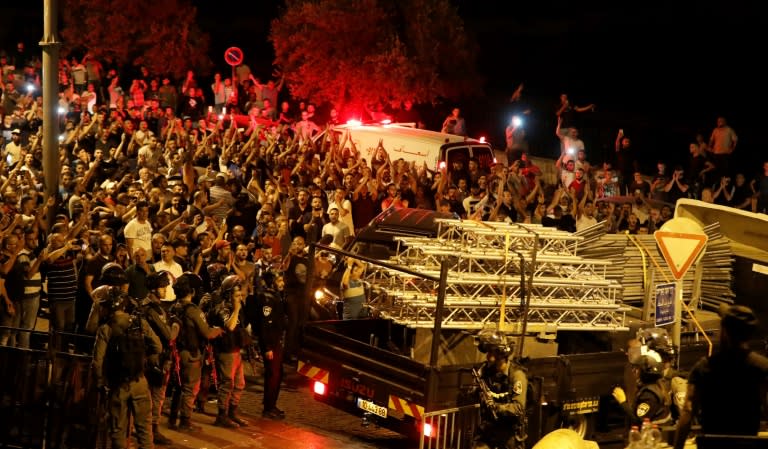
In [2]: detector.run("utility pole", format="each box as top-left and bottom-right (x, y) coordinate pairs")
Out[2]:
(41, 0), (61, 219)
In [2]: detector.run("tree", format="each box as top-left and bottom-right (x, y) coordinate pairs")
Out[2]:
(270, 0), (480, 115)
(60, 0), (212, 79)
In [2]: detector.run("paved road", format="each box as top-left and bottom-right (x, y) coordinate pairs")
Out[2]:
(156, 363), (416, 449)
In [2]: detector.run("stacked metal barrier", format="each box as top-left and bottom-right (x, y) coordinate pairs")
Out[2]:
(365, 220), (627, 334)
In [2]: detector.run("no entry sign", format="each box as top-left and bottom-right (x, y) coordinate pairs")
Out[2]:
(224, 47), (244, 66)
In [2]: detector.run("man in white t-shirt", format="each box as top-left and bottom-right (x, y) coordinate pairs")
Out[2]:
(124, 201), (153, 261)
(153, 242), (183, 300)
(321, 208), (351, 249)
(327, 187), (354, 237)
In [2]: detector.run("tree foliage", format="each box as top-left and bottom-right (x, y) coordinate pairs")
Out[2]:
(270, 0), (480, 113)
(60, 0), (212, 78)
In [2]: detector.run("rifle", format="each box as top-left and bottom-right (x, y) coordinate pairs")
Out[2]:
(204, 343), (218, 389)
(245, 343), (261, 377)
(472, 366), (498, 420)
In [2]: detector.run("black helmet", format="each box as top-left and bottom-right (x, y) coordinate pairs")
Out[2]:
(146, 271), (171, 291)
(477, 329), (513, 358)
(261, 270), (282, 290)
(174, 272), (203, 300)
(637, 328), (676, 362)
(220, 274), (242, 298)
(719, 304), (759, 342)
(104, 286), (128, 312)
(101, 262), (128, 286)
(207, 263), (229, 291)
(637, 354), (663, 383)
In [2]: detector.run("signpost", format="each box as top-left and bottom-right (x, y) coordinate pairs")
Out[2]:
(224, 47), (244, 66)
(654, 283), (676, 327)
(654, 217), (708, 348)
(224, 47), (244, 110)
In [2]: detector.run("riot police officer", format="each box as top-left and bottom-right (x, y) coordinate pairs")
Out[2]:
(141, 271), (174, 445)
(170, 272), (224, 432)
(193, 262), (229, 412)
(247, 271), (288, 419)
(473, 329), (527, 449)
(92, 286), (162, 449)
(613, 353), (672, 426)
(207, 275), (250, 428)
(85, 262), (132, 334)
(636, 327), (687, 419)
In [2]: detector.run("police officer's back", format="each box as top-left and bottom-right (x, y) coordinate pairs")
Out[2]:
(92, 287), (162, 449)
(140, 271), (175, 445)
(169, 272), (224, 432)
(674, 304), (768, 449)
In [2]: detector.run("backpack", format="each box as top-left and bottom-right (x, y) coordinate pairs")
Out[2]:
(104, 312), (146, 383)
(176, 303), (201, 356)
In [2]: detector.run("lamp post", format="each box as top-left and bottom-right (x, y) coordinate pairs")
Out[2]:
(41, 0), (61, 221)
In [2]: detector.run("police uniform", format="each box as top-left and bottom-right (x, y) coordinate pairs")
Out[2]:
(208, 295), (249, 426)
(250, 286), (288, 418)
(173, 299), (221, 429)
(195, 291), (218, 411)
(621, 382), (671, 426)
(283, 253), (308, 359)
(92, 310), (162, 449)
(474, 361), (528, 449)
(141, 293), (173, 442)
(617, 354), (672, 427)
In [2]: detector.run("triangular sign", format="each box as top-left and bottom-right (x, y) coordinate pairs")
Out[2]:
(654, 231), (708, 280)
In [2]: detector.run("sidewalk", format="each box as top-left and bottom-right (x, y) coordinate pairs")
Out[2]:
(157, 362), (412, 449)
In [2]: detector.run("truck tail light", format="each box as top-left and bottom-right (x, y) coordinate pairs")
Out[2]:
(313, 381), (327, 396)
(423, 422), (434, 438)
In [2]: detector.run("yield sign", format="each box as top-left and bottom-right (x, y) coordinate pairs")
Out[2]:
(654, 231), (708, 280)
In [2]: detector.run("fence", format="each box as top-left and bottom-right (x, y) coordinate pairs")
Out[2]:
(0, 327), (103, 449)
(419, 404), (481, 449)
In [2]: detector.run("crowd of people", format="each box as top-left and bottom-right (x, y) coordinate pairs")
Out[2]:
(0, 41), (767, 446)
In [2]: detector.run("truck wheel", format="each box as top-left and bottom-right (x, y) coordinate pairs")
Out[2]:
(561, 413), (594, 439)
(542, 409), (594, 440)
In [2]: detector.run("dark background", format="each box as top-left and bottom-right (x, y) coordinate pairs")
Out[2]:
(1, 1), (765, 175)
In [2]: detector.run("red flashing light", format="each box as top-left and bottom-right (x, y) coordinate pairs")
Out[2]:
(423, 422), (434, 438)
(381, 119), (391, 124)
(438, 161), (447, 170)
(346, 119), (362, 126)
(479, 136), (486, 143)
(313, 381), (326, 395)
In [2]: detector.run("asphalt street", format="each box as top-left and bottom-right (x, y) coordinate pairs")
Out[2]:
(153, 363), (416, 449)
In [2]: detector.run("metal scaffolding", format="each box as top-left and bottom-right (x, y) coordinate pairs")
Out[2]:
(364, 219), (627, 334)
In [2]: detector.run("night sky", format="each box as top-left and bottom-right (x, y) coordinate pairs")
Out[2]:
(1, 1), (765, 174)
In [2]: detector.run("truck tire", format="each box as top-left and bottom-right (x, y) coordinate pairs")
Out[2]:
(543, 409), (594, 440)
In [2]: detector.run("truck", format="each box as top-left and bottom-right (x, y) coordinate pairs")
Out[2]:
(298, 201), (762, 448)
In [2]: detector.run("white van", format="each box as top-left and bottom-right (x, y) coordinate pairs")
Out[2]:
(316, 123), (496, 173)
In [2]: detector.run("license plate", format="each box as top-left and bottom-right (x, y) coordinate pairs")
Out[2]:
(357, 398), (387, 418)
(562, 397), (600, 415)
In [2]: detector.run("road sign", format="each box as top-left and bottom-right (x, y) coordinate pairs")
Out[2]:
(654, 230), (707, 280)
(655, 282), (676, 326)
(224, 47), (244, 66)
